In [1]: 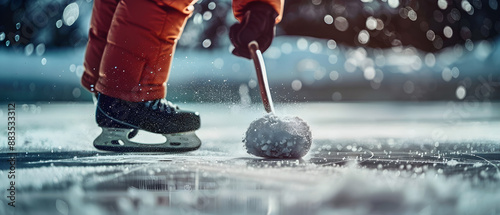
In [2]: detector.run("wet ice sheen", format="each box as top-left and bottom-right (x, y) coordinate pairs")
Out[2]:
(244, 114), (312, 158)
(1, 103), (500, 215)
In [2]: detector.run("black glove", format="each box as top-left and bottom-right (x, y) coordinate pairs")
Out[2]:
(229, 2), (278, 59)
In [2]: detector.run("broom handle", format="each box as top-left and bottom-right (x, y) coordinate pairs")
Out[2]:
(248, 41), (275, 113)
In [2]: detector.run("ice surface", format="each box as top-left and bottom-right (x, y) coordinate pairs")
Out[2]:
(244, 114), (312, 158)
(0, 102), (500, 215)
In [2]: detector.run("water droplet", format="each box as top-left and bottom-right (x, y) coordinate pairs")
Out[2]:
(366, 17), (377, 30)
(426, 30), (436, 41)
(375, 55), (385, 66)
(25, 43), (34, 56)
(193, 13), (203, 24)
(72, 88), (81, 98)
(232, 63), (240, 72)
(433, 36), (443, 49)
(16, 23), (21, 30)
(297, 38), (308, 50)
(76, 65), (84, 77)
(203, 11), (212, 21)
(490, 0), (498, 9)
(327, 40), (337, 49)
(281, 43), (292, 54)
(438, 0), (448, 9)
(36, 44), (46, 56)
(202, 39), (211, 48)
(69, 64), (76, 72)
(41, 58), (47, 65)
(403, 81), (415, 94)
(314, 70), (326, 80)
(248, 79), (257, 89)
(309, 42), (322, 54)
(291, 80), (302, 91)
(388, 0), (399, 8)
(461, 0), (474, 15)
(408, 10), (418, 21)
(358, 30), (370, 44)
(332, 92), (342, 101)
(56, 20), (63, 28)
(363, 67), (376, 80)
(434, 10), (444, 22)
(442, 68), (452, 82)
(451, 67), (460, 78)
(329, 71), (339, 81)
(265, 47), (281, 59)
(376, 19), (384, 30)
(324, 15), (333, 25)
(0, 32), (5, 41)
(328, 55), (338, 64)
(213, 58), (224, 69)
(450, 8), (461, 22)
(474, 40), (492, 60)
(208, 2), (216, 10)
(465, 39), (474, 51)
(443, 26), (453, 38)
(63, 3), (79, 26)
(456, 86), (466, 100)
(373, 69), (384, 83)
(344, 58), (357, 73)
(55, 199), (69, 215)
(424, 53), (436, 67)
(334, 17), (349, 31)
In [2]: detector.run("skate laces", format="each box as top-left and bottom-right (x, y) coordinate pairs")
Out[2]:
(145, 99), (178, 113)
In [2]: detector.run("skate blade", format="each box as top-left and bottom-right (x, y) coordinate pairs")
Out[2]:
(93, 128), (201, 152)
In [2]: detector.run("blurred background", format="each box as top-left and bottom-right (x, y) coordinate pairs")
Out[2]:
(0, 0), (499, 103)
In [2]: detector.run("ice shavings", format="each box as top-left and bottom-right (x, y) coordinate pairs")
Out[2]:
(244, 114), (312, 158)
(317, 162), (500, 215)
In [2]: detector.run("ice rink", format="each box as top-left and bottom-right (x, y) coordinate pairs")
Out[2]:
(1, 101), (499, 215)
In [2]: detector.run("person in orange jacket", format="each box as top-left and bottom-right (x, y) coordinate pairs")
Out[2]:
(83, 0), (283, 152)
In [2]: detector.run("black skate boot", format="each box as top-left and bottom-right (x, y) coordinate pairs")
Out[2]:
(93, 93), (201, 152)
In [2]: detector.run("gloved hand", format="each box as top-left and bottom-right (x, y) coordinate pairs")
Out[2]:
(229, 2), (278, 59)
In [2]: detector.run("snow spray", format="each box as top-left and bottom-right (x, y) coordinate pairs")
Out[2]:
(244, 41), (312, 158)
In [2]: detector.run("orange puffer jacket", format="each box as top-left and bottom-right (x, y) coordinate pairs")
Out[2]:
(82, 0), (283, 102)
(151, 0), (283, 22)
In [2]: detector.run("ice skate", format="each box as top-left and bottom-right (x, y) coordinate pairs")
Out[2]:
(93, 93), (201, 152)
